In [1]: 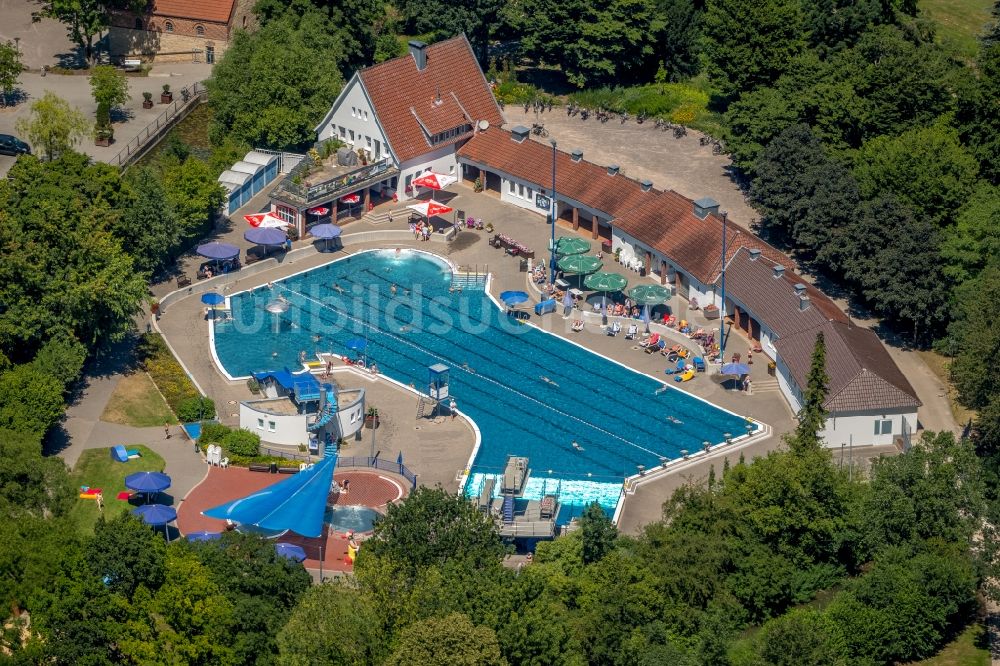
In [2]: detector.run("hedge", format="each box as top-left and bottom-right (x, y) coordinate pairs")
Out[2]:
(138, 333), (200, 416)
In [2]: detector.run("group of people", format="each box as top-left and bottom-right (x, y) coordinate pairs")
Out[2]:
(532, 264), (547, 284)
(593, 301), (641, 318)
(409, 220), (433, 241)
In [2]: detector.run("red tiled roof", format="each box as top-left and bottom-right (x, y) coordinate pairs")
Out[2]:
(412, 94), (470, 135)
(458, 126), (655, 218)
(152, 0), (235, 22)
(360, 36), (503, 163)
(774, 321), (920, 412)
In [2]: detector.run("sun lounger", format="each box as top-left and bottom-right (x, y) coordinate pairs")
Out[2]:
(571, 320), (585, 332)
(645, 339), (666, 354)
(693, 357), (706, 372)
(625, 324), (638, 340)
(639, 333), (660, 349)
(606, 321), (621, 336)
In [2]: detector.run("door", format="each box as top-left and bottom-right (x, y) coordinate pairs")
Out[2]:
(205, 46), (215, 64)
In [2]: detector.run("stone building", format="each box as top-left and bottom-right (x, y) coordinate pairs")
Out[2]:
(108, 0), (254, 64)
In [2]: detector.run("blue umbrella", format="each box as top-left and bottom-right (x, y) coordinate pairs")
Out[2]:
(500, 290), (529, 306)
(125, 471), (171, 494)
(200, 292), (225, 306)
(345, 338), (367, 352)
(186, 530), (222, 542)
(310, 223), (342, 239)
(132, 504), (177, 526)
(721, 362), (751, 376)
(275, 542), (307, 562)
(196, 242), (240, 261)
(244, 227), (288, 246)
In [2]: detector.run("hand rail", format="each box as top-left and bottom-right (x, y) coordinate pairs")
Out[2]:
(111, 81), (207, 169)
(275, 158), (396, 203)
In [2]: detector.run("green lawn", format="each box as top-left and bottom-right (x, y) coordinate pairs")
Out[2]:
(920, 0), (994, 61)
(912, 623), (991, 666)
(101, 371), (177, 428)
(68, 445), (166, 534)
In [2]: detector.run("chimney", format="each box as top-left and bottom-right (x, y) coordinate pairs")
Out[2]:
(772, 265), (785, 280)
(571, 149), (583, 162)
(510, 126), (530, 143)
(639, 179), (653, 192)
(693, 197), (720, 220)
(794, 283), (807, 296)
(798, 294), (811, 312)
(607, 164), (620, 177)
(409, 40), (428, 71)
(749, 248), (762, 261)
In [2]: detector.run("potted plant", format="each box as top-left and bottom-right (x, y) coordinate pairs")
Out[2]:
(246, 377), (261, 394)
(473, 177), (483, 193)
(160, 83), (172, 104)
(94, 125), (114, 147)
(142, 91), (153, 109)
(364, 406), (379, 429)
(150, 298), (160, 318)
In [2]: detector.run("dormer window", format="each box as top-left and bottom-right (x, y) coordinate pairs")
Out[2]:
(430, 123), (472, 145)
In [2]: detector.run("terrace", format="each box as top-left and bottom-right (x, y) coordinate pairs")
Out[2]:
(270, 155), (398, 209)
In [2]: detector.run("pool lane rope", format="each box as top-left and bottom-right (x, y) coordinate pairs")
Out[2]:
(271, 282), (664, 461)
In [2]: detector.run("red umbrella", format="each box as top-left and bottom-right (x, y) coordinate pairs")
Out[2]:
(407, 200), (453, 218)
(412, 172), (457, 190)
(341, 194), (360, 204)
(307, 206), (329, 216)
(244, 212), (288, 228)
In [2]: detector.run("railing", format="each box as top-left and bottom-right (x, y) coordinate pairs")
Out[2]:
(249, 147), (306, 175)
(275, 158), (396, 204)
(111, 81), (207, 169)
(261, 446), (312, 462)
(338, 456), (418, 489)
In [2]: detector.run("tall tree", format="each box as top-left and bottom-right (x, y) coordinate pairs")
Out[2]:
(0, 40), (22, 107)
(702, 0), (805, 97)
(277, 583), (386, 665)
(580, 502), (617, 564)
(384, 613), (507, 666)
(118, 167), (180, 275)
(659, 0), (703, 80)
(947, 259), (1000, 409)
(397, 0), (503, 64)
(88, 64), (129, 116)
(0, 364), (65, 435)
(39, 0), (143, 64)
(14, 92), (90, 160)
(793, 332), (828, 452)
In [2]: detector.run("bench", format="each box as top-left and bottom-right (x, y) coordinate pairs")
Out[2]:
(176, 275), (192, 288)
(248, 463), (270, 473)
(277, 466), (299, 474)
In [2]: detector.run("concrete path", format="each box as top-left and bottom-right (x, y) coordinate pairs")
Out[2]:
(48, 339), (208, 504)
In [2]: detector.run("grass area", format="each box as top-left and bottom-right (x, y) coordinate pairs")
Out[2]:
(911, 623), (990, 666)
(919, 0), (994, 62)
(916, 350), (977, 426)
(101, 372), (177, 427)
(68, 445), (166, 533)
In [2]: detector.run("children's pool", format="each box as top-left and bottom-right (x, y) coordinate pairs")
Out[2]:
(212, 250), (752, 522)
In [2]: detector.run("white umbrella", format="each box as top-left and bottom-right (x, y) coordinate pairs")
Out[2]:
(244, 212), (289, 229)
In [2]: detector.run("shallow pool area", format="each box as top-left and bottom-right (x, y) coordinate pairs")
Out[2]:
(325, 505), (381, 533)
(212, 250), (754, 521)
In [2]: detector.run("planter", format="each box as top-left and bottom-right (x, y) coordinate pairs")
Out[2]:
(95, 135), (113, 147)
(160, 92), (173, 104)
(703, 304), (720, 320)
(364, 415), (380, 429)
(142, 100), (153, 109)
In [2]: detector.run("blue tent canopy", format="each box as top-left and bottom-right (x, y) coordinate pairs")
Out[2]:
(252, 368), (321, 401)
(186, 530), (222, 542)
(132, 504), (177, 526)
(202, 453), (337, 538)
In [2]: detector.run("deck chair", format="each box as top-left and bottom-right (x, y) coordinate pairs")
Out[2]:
(645, 339), (666, 354)
(693, 357), (706, 372)
(624, 324), (638, 340)
(639, 333), (660, 349)
(571, 320), (585, 332)
(606, 321), (621, 336)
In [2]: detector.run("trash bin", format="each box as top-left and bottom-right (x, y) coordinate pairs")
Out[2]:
(269, 462), (278, 474)
(519, 258), (528, 272)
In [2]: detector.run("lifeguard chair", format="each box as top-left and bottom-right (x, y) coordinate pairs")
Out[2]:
(417, 364), (450, 420)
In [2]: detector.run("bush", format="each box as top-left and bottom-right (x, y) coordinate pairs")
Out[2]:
(199, 421), (230, 444)
(138, 333), (201, 415)
(223, 428), (261, 457)
(176, 396), (215, 423)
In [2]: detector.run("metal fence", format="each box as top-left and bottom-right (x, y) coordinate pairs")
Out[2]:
(255, 449), (418, 488)
(248, 147), (306, 175)
(111, 81), (207, 169)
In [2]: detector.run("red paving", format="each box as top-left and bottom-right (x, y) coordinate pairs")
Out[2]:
(177, 467), (405, 572)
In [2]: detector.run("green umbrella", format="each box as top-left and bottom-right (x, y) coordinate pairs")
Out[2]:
(553, 236), (591, 256)
(557, 254), (603, 275)
(629, 284), (672, 332)
(584, 272), (628, 325)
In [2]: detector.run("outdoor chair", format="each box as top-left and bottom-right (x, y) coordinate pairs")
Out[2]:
(176, 275), (192, 288)
(624, 324), (638, 340)
(606, 321), (621, 336)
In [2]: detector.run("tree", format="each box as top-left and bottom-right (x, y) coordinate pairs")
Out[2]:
(580, 502), (617, 564)
(947, 259), (1000, 409)
(659, 0), (703, 80)
(0, 428), (73, 516)
(802, 0), (897, 55)
(0, 40), (22, 107)
(384, 612), (507, 666)
(14, 92), (90, 160)
(730, 608), (849, 665)
(158, 157), (225, 242)
(207, 14), (345, 149)
(939, 182), (1000, 284)
(358, 486), (505, 578)
(793, 332), (828, 452)
(40, 0), (142, 64)
(702, 0), (805, 97)
(277, 583), (385, 665)
(118, 167), (180, 274)
(397, 0), (503, 64)
(88, 513), (166, 597)
(0, 364), (65, 435)
(89, 65), (129, 117)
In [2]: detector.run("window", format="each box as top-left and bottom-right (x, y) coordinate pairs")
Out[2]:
(339, 126), (346, 138)
(874, 419), (892, 435)
(267, 420), (276, 432)
(276, 206), (295, 225)
(351, 106), (356, 117)
(363, 110), (369, 121)
(134, 17), (143, 29)
(256, 418), (264, 430)
(508, 180), (515, 194)
(449, 164), (455, 174)
(374, 139), (381, 159)
(195, 24), (205, 36)
(348, 129), (354, 142)
(165, 20), (174, 32)
(527, 187), (533, 199)
(365, 136), (372, 149)
(518, 184), (525, 197)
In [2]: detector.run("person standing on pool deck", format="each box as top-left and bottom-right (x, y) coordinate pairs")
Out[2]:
(449, 398), (458, 419)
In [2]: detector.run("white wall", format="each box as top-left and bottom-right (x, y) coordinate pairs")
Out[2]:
(611, 227), (716, 307)
(317, 77), (391, 164)
(334, 391), (366, 440)
(240, 402), (309, 447)
(819, 409), (917, 448)
(398, 143), (462, 200)
(775, 357), (803, 413)
(500, 175), (548, 215)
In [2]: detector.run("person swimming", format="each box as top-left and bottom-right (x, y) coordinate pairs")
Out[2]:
(572, 440), (584, 452)
(667, 415), (683, 424)
(399, 325), (411, 333)
(655, 385), (668, 395)
(461, 362), (474, 374)
(540, 375), (560, 387)
(390, 284), (397, 296)
(332, 283), (344, 294)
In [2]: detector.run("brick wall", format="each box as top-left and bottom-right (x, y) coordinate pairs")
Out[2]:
(109, 5), (251, 62)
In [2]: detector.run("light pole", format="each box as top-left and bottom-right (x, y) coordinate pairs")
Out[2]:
(718, 211), (728, 362)
(549, 138), (557, 285)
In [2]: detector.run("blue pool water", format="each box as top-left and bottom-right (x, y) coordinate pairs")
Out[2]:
(213, 250), (751, 521)
(325, 505), (381, 533)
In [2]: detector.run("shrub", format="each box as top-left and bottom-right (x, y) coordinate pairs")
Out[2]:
(138, 333), (201, 415)
(199, 421), (230, 444)
(176, 396), (215, 423)
(223, 428), (261, 457)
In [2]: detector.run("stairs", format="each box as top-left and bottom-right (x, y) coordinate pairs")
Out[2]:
(501, 495), (514, 524)
(362, 210), (393, 225)
(324, 441), (337, 457)
(752, 377), (781, 395)
(451, 272), (487, 291)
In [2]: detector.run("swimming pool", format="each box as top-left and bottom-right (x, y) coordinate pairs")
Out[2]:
(212, 250), (752, 522)
(325, 505), (381, 533)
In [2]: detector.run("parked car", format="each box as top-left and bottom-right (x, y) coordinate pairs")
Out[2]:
(0, 134), (30, 156)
